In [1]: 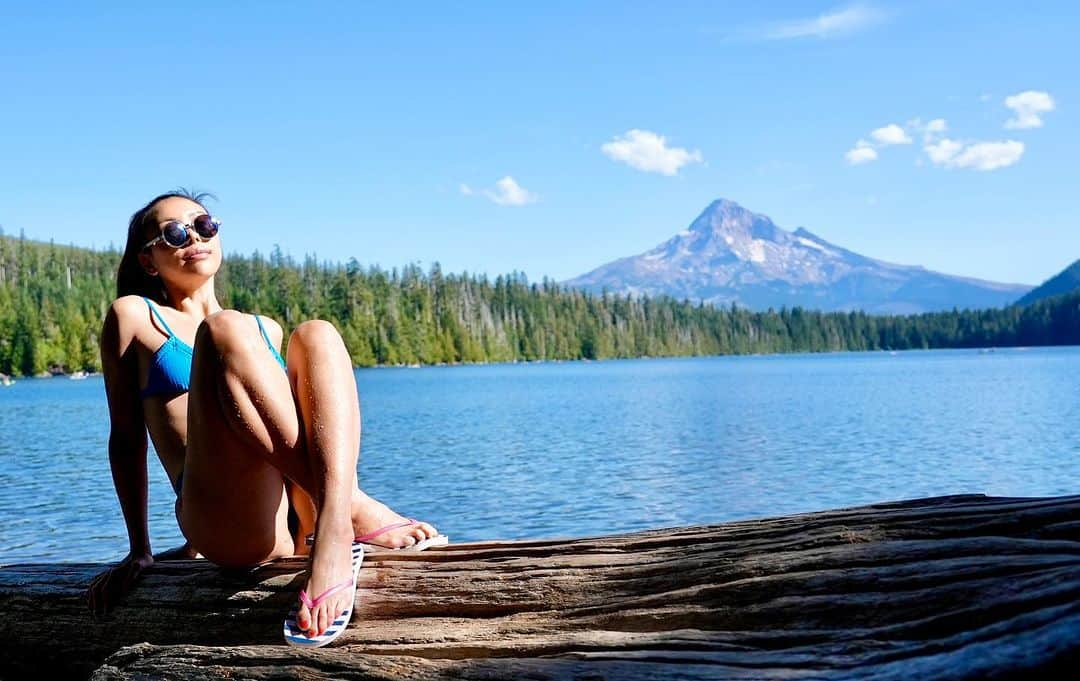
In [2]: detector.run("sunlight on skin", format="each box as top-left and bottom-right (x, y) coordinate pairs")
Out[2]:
(87, 195), (443, 639)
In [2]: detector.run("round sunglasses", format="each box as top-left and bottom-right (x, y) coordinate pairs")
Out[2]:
(144, 214), (221, 250)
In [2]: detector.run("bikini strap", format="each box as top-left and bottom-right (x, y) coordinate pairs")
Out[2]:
(255, 314), (274, 348)
(255, 315), (288, 370)
(142, 296), (176, 337)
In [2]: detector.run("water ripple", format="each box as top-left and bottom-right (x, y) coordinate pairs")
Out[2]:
(2, 348), (1079, 563)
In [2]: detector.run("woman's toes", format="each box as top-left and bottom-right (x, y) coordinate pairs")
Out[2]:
(324, 603), (335, 633)
(420, 522), (438, 538)
(316, 606), (327, 636)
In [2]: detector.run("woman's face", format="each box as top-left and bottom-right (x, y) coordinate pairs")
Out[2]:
(140, 196), (223, 282)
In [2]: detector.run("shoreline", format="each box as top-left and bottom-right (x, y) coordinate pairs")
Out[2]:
(3, 343), (1075, 380)
(355, 343), (1065, 370)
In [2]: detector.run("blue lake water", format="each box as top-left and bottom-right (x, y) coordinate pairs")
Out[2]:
(2, 347), (1079, 565)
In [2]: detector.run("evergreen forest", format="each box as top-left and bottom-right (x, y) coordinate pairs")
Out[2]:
(1, 232), (1078, 377)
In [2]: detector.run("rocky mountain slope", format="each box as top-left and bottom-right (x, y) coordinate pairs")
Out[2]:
(1016, 259), (1080, 306)
(564, 199), (1032, 314)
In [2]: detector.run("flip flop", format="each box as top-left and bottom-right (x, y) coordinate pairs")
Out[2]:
(283, 541), (364, 648)
(356, 518), (450, 552)
(306, 518), (449, 552)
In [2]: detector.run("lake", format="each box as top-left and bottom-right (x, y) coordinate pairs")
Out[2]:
(1, 347), (1078, 565)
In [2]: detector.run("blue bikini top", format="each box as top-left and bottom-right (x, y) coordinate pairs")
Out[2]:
(140, 297), (286, 399)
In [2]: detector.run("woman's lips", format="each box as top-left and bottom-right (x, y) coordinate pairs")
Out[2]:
(184, 250), (211, 261)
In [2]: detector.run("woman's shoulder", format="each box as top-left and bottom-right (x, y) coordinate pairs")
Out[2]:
(106, 295), (154, 330)
(104, 295), (170, 346)
(100, 296), (155, 365)
(109, 294), (150, 315)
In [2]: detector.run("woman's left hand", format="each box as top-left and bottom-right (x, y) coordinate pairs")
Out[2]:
(86, 551), (154, 616)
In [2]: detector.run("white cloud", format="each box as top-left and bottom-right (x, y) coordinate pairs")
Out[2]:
(845, 100), (1038, 171)
(459, 183), (473, 196)
(870, 123), (912, 145)
(482, 176), (537, 206)
(845, 121), (910, 165)
(924, 138), (962, 165)
(845, 140), (878, 165)
(765, 4), (888, 40)
(924, 138), (1023, 171)
(1004, 90), (1055, 129)
(601, 129), (703, 176)
(908, 117), (947, 143)
(948, 141), (1025, 171)
(851, 118), (957, 168)
(857, 116), (1022, 171)
(925, 118), (947, 135)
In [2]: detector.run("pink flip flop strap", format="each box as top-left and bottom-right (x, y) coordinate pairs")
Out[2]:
(299, 578), (354, 609)
(353, 518), (418, 544)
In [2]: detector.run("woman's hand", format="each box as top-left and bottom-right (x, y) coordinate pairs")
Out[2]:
(86, 551), (154, 615)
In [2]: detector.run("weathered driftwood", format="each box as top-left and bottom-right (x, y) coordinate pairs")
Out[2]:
(2, 494), (1079, 680)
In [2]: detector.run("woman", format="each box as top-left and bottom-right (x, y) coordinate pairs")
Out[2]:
(86, 190), (443, 646)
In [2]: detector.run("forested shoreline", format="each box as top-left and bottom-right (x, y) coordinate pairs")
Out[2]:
(0, 232), (1078, 377)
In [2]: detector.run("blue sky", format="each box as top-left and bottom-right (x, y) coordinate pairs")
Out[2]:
(0, 2), (1076, 285)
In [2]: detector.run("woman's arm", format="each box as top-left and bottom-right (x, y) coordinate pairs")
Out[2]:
(87, 298), (154, 614)
(102, 298), (151, 554)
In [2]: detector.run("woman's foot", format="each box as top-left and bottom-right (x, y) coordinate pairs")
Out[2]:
(153, 542), (201, 561)
(350, 490), (440, 548)
(294, 512), (355, 639)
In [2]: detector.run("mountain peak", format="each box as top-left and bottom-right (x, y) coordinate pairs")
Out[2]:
(688, 197), (783, 243)
(702, 197), (746, 214)
(693, 198), (752, 226)
(564, 198), (1033, 313)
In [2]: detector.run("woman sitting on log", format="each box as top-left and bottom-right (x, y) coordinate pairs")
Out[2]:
(86, 190), (445, 646)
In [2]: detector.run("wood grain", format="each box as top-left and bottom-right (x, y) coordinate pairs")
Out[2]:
(2, 494), (1077, 679)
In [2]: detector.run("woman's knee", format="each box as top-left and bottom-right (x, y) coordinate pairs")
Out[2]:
(290, 319), (344, 351)
(197, 310), (257, 354)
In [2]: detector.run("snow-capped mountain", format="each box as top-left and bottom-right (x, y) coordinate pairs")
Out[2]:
(564, 199), (1032, 314)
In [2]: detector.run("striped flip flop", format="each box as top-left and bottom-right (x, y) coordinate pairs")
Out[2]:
(283, 541), (364, 647)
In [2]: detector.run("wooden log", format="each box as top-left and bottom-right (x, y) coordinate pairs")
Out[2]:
(2, 494), (1078, 680)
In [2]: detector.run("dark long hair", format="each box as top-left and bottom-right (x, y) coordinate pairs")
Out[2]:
(116, 189), (216, 301)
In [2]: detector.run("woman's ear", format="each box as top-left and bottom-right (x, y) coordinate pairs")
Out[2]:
(138, 250), (159, 276)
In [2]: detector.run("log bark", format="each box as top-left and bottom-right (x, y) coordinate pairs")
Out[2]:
(2, 494), (1078, 680)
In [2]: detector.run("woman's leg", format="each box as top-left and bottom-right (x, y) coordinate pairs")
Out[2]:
(182, 312), (356, 638)
(281, 322), (440, 550)
(182, 313), (440, 635)
(286, 479), (316, 556)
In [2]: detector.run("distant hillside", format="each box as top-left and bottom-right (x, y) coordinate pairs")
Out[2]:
(1, 232), (1079, 378)
(564, 199), (1033, 314)
(1016, 259), (1080, 306)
